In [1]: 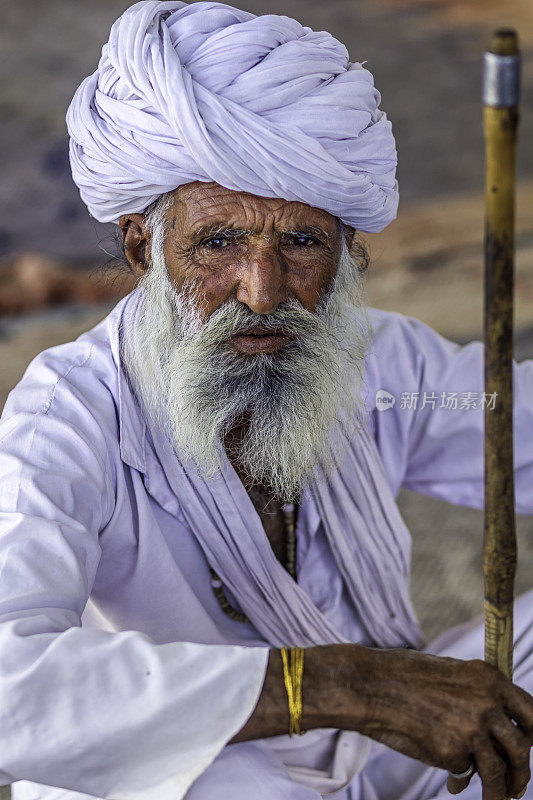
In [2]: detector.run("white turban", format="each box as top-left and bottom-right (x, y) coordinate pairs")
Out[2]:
(67, 0), (399, 232)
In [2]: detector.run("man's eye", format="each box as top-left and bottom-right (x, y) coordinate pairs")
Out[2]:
(203, 236), (231, 249)
(290, 235), (317, 247)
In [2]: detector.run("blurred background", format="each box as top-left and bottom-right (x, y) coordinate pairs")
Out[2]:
(0, 5), (532, 790)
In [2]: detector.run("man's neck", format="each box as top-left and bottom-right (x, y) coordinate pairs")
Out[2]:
(223, 420), (299, 501)
(223, 420), (291, 567)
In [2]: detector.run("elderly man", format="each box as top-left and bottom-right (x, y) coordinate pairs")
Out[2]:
(1, 2), (533, 800)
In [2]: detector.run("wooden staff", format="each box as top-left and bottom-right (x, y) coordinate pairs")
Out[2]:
(483, 29), (521, 679)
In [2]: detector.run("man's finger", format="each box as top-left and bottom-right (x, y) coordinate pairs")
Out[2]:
(474, 741), (508, 800)
(490, 718), (531, 798)
(504, 683), (533, 740)
(446, 769), (475, 795)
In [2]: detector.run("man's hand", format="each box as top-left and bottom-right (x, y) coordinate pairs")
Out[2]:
(339, 646), (533, 800)
(232, 644), (533, 800)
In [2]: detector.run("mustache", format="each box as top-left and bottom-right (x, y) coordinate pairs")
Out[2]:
(175, 290), (330, 350)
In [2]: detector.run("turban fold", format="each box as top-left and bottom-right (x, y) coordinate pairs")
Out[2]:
(67, 0), (399, 232)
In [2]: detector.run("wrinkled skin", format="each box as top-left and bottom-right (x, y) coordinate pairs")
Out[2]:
(120, 182), (533, 800)
(120, 180), (352, 320)
(357, 648), (533, 799)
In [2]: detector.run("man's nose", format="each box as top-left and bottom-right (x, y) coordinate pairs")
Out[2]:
(236, 250), (288, 315)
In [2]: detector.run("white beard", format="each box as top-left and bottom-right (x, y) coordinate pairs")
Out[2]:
(121, 205), (373, 503)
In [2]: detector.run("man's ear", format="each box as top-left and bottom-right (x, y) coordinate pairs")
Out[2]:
(343, 224), (356, 253)
(119, 213), (150, 277)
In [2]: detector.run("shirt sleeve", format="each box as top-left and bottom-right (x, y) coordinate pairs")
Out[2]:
(366, 310), (533, 514)
(0, 344), (268, 800)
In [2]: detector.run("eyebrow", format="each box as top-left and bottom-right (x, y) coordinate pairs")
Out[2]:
(288, 224), (330, 241)
(188, 221), (330, 244)
(189, 222), (253, 245)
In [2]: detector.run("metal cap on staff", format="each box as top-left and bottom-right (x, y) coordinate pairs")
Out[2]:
(483, 29), (521, 108)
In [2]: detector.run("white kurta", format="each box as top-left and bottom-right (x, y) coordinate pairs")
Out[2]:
(1, 288), (532, 800)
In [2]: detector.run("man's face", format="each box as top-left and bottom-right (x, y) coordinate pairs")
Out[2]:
(121, 181), (350, 353)
(119, 181), (367, 502)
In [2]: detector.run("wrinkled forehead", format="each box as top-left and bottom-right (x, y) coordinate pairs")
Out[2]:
(167, 181), (343, 240)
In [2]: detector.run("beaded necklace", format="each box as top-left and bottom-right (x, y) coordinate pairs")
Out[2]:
(210, 502), (298, 624)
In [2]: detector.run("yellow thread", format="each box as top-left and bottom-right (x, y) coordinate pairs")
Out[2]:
(281, 647), (304, 736)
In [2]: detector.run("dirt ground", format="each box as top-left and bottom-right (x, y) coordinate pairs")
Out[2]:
(1, 0), (533, 797)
